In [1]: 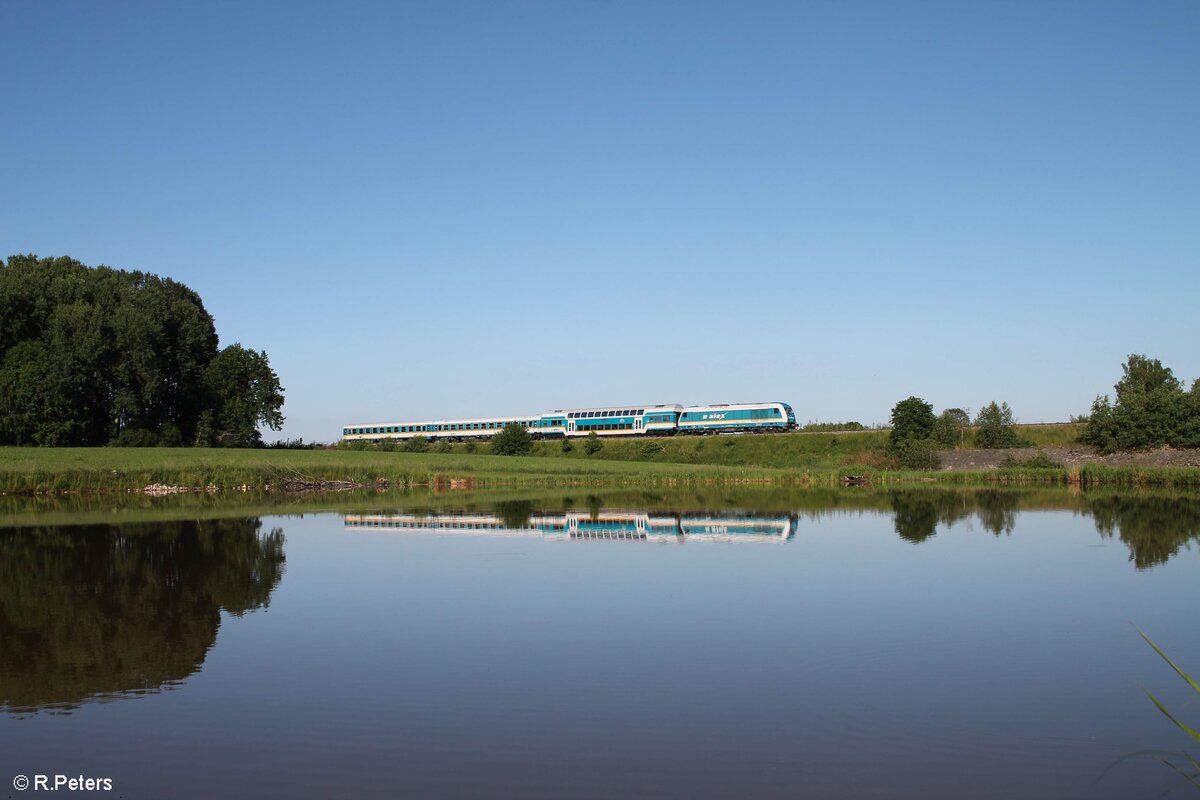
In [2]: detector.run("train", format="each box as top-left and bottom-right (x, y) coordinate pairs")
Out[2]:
(341, 400), (796, 442)
(344, 512), (797, 543)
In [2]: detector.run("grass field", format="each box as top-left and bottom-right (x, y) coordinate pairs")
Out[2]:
(0, 446), (801, 494)
(3, 424), (1197, 495)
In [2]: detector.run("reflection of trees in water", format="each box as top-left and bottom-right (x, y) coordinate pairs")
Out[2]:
(889, 490), (974, 544)
(973, 490), (1021, 537)
(1089, 495), (1200, 570)
(493, 499), (534, 530)
(883, 489), (1200, 568)
(0, 518), (284, 715)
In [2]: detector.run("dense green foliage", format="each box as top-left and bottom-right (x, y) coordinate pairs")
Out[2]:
(490, 422), (533, 456)
(1080, 355), (1200, 453)
(888, 397), (940, 468)
(584, 431), (603, 455)
(0, 255), (284, 447)
(974, 401), (1020, 448)
(932, 408), (970, 447)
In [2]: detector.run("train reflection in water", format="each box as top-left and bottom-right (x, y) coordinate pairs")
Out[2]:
(344, 512), (797, 543)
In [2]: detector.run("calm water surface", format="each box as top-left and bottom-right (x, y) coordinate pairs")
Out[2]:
(2, 489), (1199, 799)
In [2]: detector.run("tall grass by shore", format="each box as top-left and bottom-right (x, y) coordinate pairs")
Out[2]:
(3, 440), (1200, 495)
(0, 447), (806, 494)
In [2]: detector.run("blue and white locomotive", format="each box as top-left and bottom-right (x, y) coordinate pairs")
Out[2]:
(676, 401), (796, 435)
(341, 400), (795, 442)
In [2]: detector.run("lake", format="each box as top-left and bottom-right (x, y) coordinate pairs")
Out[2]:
(2, 487), (1198, 798)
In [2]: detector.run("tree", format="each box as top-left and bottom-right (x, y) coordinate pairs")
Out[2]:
(0, 341), (85, 445)
(583, 431), (603, 455)
(887, 397), (938, 468)
(1081, 354), (1196, 453)
(932, 407), (970, 448)
(974, 401), (1019, 448)
(889, 397), (936, 449)
(204, 344), (285, 447)
(490, 423), (532, 456)
(0, 254), (280, 447)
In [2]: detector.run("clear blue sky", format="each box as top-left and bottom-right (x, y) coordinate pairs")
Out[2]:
(3, 1), (1197, 441)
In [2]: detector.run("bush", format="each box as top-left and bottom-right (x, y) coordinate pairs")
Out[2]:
(157, 424), (184, 447)
(640, 440), (664, 459)
(491, 423), (533, 456)
(894, 438), (941, 469)
(560, 438), (573, 454)
(583, 432), (603, 455)
(404, 436), (429, 453)
(463, 441), (476, 453)
(975, 401), (1020, 448)
(112, 428), (158, 448)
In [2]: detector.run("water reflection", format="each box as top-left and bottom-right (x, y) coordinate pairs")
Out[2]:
(1090, 494), (1200, 569)
(0, 518), (285, 715)
(346, 511), (796, 542)
(345, 489), (1200, 569)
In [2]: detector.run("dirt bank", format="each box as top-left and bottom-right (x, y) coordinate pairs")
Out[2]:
(937, 445), (1200, 471)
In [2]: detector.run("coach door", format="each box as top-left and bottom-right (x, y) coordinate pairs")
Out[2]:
(569, 420), (575, 433)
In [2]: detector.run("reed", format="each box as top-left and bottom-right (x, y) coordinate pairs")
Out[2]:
(1137, 629), (1200, 789)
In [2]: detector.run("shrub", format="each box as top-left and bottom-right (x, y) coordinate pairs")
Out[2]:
(404, 436), (429, 453)
(975, 401), (1020, 449)
(560, 437), (573, 454)
(112, 428), (157, 448)
(640, 440), (664, 459)
(491, 423), (533, 456)
(894, 438), (941, 470)
(583, 432), (603, 455)
(157, 424), (184, 447)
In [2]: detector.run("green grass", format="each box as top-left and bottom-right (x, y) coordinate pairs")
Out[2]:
(0, 446), (808, 494)
(442, 429), (891, 470)
(4, 421), (1195, 495)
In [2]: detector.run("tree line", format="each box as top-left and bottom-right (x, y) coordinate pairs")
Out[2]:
(886, 354), (1199, 467)
(0, 254), (284, 447)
